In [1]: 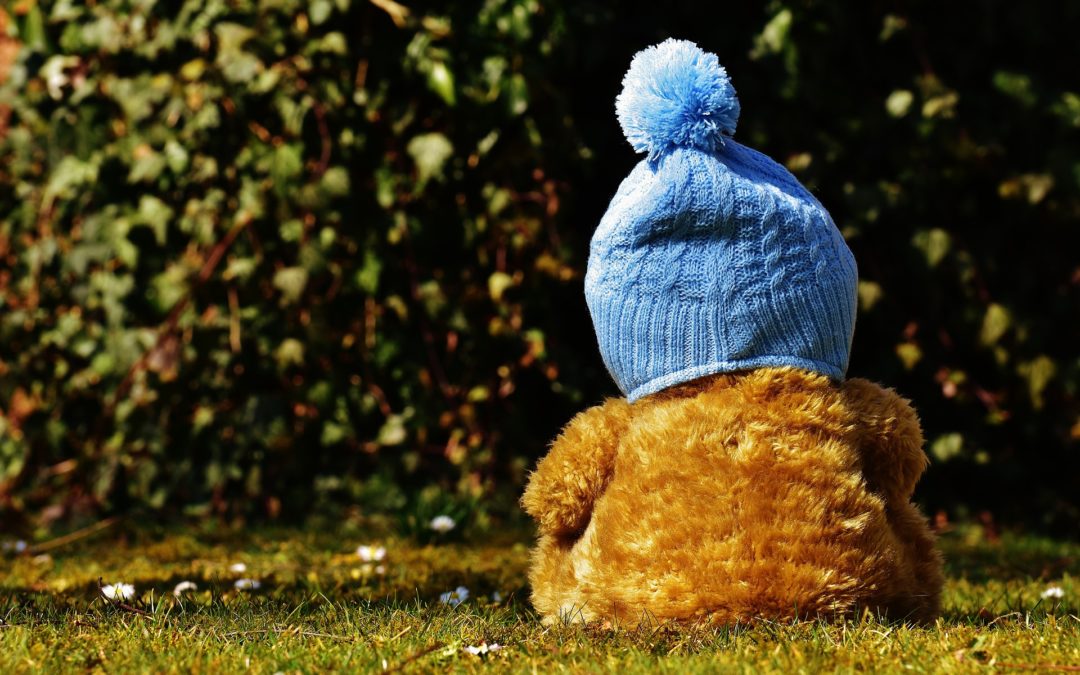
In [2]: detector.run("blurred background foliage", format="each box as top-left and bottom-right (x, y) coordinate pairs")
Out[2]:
(0, 0), (1077, 535)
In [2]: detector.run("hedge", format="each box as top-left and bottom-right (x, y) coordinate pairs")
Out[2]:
(1, 0), (1077, 533)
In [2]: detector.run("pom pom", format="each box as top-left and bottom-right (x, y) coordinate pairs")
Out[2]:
(616, 39), (740, 160)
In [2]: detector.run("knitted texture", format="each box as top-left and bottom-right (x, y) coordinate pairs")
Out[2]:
(586, 40), (858, 401)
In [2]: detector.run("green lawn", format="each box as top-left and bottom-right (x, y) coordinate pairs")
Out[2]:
(1, 524), (1076, 673)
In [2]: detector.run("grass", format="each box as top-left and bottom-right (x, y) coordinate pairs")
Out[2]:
(1, 523), (1077, 673)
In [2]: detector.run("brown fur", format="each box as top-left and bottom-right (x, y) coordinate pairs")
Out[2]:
(521, 367), (943, 625)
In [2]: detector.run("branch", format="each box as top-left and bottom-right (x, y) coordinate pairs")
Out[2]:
(369, 0), (410, 28)
(107, 218), (249, 414)
(311, 100), (332, 178)
(28, 517), (119, 555)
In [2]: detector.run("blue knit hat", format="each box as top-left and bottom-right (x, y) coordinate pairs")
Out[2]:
(585, 39), (858, 402)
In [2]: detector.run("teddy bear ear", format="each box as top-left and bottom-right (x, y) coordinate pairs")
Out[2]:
(520, 398), (633, 537)
(843, 379), (929, 501)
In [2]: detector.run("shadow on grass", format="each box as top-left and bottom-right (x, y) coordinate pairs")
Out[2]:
(0, 554), (532, 625)
(2, 525), (1077, 634)
(938, 529), (1079, 583)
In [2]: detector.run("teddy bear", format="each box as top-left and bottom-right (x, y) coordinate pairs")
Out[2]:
(521, 39), (943, 625)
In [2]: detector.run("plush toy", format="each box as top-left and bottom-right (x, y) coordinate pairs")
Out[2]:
(521, 40), (943, 625)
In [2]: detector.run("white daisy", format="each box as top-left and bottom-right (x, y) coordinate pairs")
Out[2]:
(234, 578), (261, 590)
(173, 581), (198, 596)
(439, 586), (469, 607)
(464, 642), (503, 656)
(229, 562), (248, 573)
(429, 515), (456, 533)
(356, 545), (387, 562)
(1041, 586), (1065, 600)
(101, 583), (136, 601)
(2, 540), (27, 554)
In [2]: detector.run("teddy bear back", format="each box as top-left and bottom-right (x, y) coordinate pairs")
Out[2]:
(585, 39), (858, 402)
(527, 368), (942, 624)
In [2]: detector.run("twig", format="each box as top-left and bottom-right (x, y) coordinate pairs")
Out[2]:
(383, 642), (443, 673)
(27, 517), (119, 555)
(996, 664), (1080, 672)
(986, 611), (1023, 627)
(399, 232), (454, 402)
(311, 101), (332, 178)
(110, 601), (151, 617)
(222, 628), (357, 642)
(227, 286), (241, 353)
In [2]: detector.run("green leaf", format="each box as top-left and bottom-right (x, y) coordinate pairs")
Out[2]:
(321, 421), (349, 446)
(81, 14), (122, 53)
(108, 75), (171, 122)
(193, 406), (215, 433)
(375, 167), (398, 209)
(321, 166), (351, 197)
(750, 9), (792, 60)
(488, 271), (514, 302)
(274, 338), (306, 368)
(417, 280), (446, 316)
(151, 264), (190, 312)
(251, 67), (283, 94)
(377, 415), (407, 446)
(895, 342), (922, 370)
(315, 32), (347, 55)
(407, 133), (454, 187)
(921, 91), (958, 118)
(180, 59), (207, 81)
(135, 195), (174, 246)
(356, 250), (382, 294)
(21, 3), (48, 50)
(274, 267), (309, 304)
(44, 156), (99, 204)
(128, 149), (167, 184)
(1052, 92), (1080, 127)
(998, 174), (1054, 204)
(223, 257), (257, 281)
(427, 61), (456, 105)
(930, 433), (964, 462)
(222, 53), (265, 83)
(1019, 356), (1057, 410)
(280, 219), (304, 243)
(272, 144), (304, 197)
(164, 140), (190, 174)
(214, 23), (263, 82)
(911, 228), (951, 268)
(90, 352), (116, 377)
(507, 73), (529, 115)
(310, 0), (334, 25)
(979, 303), (1011, 346)
(857, 280), (883, 312)
(885, 90), (914, 118)
(993, 71), (1037, 107)
(214, 23), (255, 54)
